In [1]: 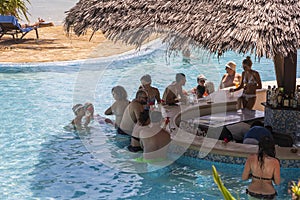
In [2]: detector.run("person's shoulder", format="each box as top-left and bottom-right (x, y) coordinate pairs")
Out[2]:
(151, 86), (159, 92)
(235, 72), (242, 77)
(247, 153), (257, 160)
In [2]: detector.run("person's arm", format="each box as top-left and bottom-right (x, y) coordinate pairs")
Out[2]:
(155, 88), (161, 104)
(254, 71), (262, 89)
(237, 74), (242, 86)
(105, 102), (116, 115)
(232, 72), (245, 92)
(273, 159), (281, 185)
(242, 155), (252, 180)
(104, 107), (112, 115)
(219, 74), (226, 89)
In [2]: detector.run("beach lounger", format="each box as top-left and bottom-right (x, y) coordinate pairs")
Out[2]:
(0, 15), (39, 40)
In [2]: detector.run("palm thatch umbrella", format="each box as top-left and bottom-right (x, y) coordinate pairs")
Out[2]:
(65, 0), (300, 94)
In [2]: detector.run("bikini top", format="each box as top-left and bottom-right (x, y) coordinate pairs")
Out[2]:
(250, 174), (273, 181)
(243, 72), (257, 85)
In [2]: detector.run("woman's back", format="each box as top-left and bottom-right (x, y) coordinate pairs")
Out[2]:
(242, 136), (280, 198)
(245, 154), (280, 194)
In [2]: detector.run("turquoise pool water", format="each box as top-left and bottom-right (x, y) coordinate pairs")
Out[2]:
(1, 44), (299, 199)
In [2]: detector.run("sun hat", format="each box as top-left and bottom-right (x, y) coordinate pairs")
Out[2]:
(197, 74), (207, 81)
(225, 61), (237, 72)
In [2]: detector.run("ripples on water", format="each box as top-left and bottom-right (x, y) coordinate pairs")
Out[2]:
(0, 47), (299, 199)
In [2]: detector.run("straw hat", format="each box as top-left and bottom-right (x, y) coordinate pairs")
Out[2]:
(225, 61), (237, 72)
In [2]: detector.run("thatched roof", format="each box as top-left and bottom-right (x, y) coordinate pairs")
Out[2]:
(64, 0), (300, 58)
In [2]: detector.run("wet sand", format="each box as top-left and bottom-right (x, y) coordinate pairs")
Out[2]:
(0, 26), (139, 63)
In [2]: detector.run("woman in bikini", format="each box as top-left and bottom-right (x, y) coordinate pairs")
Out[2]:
(104, 86), (130, 133)
(138, 74), (161, 109)
(242, 136), (280, 199)
(230, 56), (262, 110)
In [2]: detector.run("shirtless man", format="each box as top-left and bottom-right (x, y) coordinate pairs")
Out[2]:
(120, 90), (148, 135)
(162, 73), (187, 105)
(139, 111), (171, 160)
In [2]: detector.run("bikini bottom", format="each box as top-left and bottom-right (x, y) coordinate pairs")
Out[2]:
(246, 189), (277, 199)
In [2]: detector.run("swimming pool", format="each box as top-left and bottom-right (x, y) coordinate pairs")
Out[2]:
(1, 42), (299, 199)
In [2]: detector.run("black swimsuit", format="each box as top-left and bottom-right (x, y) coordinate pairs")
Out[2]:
(246, 189), (277, 199)
(246, 174), (277, 199)
(251, 174), (273, 181)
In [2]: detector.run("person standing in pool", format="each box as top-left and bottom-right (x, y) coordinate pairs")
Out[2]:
(162, 73), (187, 105)
(242, 136), (280, 199)
(230, 56), (262, 110)
(105, 86), (130, 134)
(138, 74), (161, 109)
(140, 111), (171, 160)
(120, 90), (148, 135)
(71, 104), (86, 130)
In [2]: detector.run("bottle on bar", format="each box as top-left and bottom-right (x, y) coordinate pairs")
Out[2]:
(292, 92), (297, 109)
(271, 87), (278, 108)
(283, 94), (290, 108)
(277, 87), (283, 108)
(266, 85), (271, 105)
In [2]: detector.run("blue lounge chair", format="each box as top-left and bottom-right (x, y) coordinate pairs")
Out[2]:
(0, 15), (39, 40)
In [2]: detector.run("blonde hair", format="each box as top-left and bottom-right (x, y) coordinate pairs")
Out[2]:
(112, 86), (128, 101)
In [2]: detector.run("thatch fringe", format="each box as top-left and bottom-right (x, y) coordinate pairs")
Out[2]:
(64, 0), (300, 58)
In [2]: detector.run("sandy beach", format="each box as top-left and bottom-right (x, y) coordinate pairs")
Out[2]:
(0, 26), (138, 63)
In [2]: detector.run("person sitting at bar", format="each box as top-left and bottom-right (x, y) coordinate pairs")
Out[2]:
(128, 110), (150, 152)
(138, 74), (161, 109)
(242, 136), (280, 199)
(104, 86), (130, 134)
(162, 73), (187, 105)
(120, 90), (148, 135)
(243, 121), (273, 145)
(230, 56), (262, 110)
(219, 61), (242, 89)
(191, 74), (209, 98)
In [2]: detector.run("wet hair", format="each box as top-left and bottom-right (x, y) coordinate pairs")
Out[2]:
(242, 56), (252, 67)
(136, 89), (147, 99)
(140, 74), (152, 84)
(112, 85), (128, 101)
(258, 136), (276, 169)
(138, 110), (150, 126)
(149, 111), (163, 123)
(72, 104), (84, 115)
(176, 73), (186, 83)
(250, 120), (264, 128)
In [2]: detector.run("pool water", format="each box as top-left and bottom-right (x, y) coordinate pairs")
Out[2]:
(1, 43), (299, 199)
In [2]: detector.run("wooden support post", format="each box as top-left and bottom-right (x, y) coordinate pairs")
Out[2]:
(283, 52), (297, 95)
